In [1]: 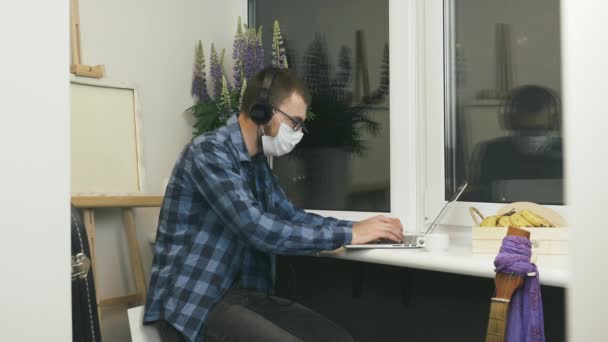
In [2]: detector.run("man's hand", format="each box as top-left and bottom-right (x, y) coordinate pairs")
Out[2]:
(351, 215), (404, 244)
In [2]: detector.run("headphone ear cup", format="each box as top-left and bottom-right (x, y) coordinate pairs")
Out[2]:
(249, 103), (273, 125)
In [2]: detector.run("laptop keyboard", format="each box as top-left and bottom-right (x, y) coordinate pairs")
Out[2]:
(372, 235), (419, 245)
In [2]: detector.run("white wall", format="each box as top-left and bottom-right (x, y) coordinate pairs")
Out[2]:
(563, 1), (608, 341)
(78, 1), (246, 340)
(0, 1), (71, 341)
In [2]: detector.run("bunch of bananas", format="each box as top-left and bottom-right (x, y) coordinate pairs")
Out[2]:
(480, 209), (555, 228)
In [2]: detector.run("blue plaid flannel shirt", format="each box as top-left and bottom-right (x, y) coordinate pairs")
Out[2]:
(144, 114), (354, 342)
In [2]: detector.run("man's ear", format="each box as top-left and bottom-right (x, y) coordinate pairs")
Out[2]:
(263, 115), (278, 136)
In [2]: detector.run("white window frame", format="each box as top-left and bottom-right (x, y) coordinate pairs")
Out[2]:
(422, 0), (567, 228)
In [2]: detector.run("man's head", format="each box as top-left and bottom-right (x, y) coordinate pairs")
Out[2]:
(240, 67), (311, 138)
(501, 85), (561, 131)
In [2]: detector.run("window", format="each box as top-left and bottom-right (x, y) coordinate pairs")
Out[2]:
(445, 0), (563, 205)
(252, 0), (390, 212)
(423, 0), (564, 227)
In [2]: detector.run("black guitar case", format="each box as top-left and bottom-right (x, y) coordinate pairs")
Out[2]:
(71, 207), (102, 342)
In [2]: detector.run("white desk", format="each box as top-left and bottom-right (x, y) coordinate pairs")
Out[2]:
(146, 220), (569, 288)
(319, 236), (569, 288)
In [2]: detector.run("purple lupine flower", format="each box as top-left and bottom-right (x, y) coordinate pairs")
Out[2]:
(272, 22), (279, 68)
(218, 75), (233, 123)
(220, 48), (232, 92)
(232, 17), (246, 92)
(254, 27), (265, 74)
(210, 43), (223, 99)
(191, 40), (210, 103)
(238, 78), (248, 109)
(272, 20), (288, 69)
(242, 28), (257, 81)
(191, 74), (210, 104)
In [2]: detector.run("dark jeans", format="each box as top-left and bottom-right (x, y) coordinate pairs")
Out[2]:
(160, 288), (354, 342)
(206, 288), (354, 342)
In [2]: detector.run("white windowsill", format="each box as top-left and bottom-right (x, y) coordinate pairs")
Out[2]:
(317, 226), (569, 288)
(146, 221), (568, 287)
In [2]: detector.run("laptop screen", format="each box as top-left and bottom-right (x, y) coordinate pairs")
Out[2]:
(423, 182), (468, 235)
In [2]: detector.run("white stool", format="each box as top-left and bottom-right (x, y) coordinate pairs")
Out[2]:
(127, 306), (164, 342)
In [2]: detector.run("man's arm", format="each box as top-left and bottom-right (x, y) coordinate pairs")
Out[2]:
(265, 163), (405, 245)
(188, 141), (352, 255)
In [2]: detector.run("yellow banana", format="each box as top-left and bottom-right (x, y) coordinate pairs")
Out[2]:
(510, 212), (533, 227)
(520, 209), (553, 227)
(497, 216), (511, 227)
(480, 215), (498, 227)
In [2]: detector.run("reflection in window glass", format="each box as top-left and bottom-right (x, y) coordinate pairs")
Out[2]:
(445, 0), (563, 204)
(254, 0), (390, 211)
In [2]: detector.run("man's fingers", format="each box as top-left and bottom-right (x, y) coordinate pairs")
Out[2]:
(385, 225), (404, 241)
(392, 229), (404, 242)
(391, 225), (404, 235)
(384, 231), (403, 242)
(381, 227), (403, 242)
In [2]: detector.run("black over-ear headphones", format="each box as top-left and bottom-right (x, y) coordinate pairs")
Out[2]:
(248, 69), (278, 125)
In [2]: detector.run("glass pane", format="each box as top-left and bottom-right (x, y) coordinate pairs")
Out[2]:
(445, 0), (563, 204)
(254, 0), (390, 211)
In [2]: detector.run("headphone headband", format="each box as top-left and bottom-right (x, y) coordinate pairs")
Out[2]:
(259, 69), (278, 104)
(248, 68), (279, 125)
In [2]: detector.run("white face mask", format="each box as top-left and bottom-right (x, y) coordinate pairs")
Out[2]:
(261, 118), (304, 157)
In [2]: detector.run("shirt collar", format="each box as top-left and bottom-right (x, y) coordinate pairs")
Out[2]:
(227, 114), (253, 162)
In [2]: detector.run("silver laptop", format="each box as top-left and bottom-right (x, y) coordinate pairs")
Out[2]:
(344, 182), (468, 249)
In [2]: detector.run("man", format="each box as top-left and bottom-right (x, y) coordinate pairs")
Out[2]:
(465, 85), (563, 203)
(144, 67), (404, 342)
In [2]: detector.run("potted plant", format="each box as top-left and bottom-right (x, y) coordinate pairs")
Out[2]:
(188, 17), (265, 135)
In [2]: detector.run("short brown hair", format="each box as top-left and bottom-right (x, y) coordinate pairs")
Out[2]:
(240, 67), (311, 114)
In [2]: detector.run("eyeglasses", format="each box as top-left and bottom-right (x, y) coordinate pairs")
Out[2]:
(272, 106), (308, 133)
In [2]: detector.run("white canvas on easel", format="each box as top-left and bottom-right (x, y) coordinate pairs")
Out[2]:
(70, 77), (144, 194)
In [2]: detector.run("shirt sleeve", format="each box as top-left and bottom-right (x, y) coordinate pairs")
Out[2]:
(188, 141), (352, 255)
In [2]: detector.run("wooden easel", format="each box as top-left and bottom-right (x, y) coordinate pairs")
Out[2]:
(70, 0), (105, 78)
(71, 196), (163, 327)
